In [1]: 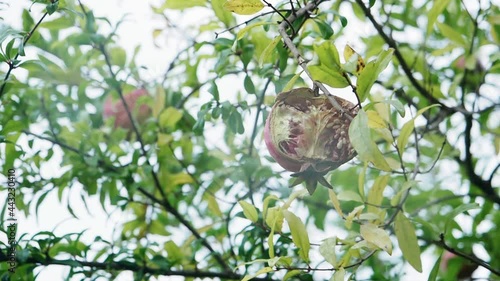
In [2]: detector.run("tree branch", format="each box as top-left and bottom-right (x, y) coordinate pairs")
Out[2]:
(0, 250), (276, 281)
(353, 0), (468, 115)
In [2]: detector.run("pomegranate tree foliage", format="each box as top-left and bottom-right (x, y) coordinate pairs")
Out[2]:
(0, 0), (499, 280)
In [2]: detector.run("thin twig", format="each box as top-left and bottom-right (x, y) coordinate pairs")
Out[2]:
(276, 0), (355, 119)
(437, 233), (500, 276)
(0, 12), (49, 99)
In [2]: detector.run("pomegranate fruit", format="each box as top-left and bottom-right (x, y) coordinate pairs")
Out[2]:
(264, 87), (358, 194)
(103, 89), (151, 131)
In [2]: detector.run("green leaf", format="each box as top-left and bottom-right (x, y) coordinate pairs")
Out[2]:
(395, 213), (422, 272)
(209, 80), (220, 101)
(314, 20), (334, 39)
(109, 46), (127, 68)
(237, 21), (270, 40)
(314, 41), (342, 71)
(259, 35), (281, 66)
(356, 48), (394, 102)
(159, 107), (183, 130)
(436, 22), (467, 47)
(349, 110), (391, 171)
(158, 0), (205, 10)
(319, 237), (337, 266)
(427, 0), (451, 34)
(223, 0), (265, 15)
(227, 109), (245, 134)
(239, 200), (259, 223)
(165, 241), (183, 263)
(212, 0), (235, 26)
(397, 104), (440, 154)
(283, 270), (302, 281)
(427, 250), (443, 281)
(283, 210), (310, 262)
(282, 71), (303, 92)
(244, 75), (256, 94)
(360, 223), (392, 255)
(309, 65), (349, 88)
(444, 203), (480, 232)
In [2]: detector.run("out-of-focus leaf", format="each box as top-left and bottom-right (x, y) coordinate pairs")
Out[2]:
(319, 237), (337, 266)
(239, 200), (259, 223)
(360, 223), (393, 255)
(241, 267), (273, 281)
(427, 0), (451, 34)
(223, 0), (264, 15)
(212, 0), (235, 26)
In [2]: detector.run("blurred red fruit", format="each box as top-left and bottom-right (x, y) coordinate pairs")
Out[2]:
(103, 89), (151, 130)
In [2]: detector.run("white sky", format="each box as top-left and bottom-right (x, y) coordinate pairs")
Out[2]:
(0, 0), (496, 280)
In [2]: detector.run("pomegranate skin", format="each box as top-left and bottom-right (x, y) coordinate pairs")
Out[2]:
(103, 89), (151, 130)
(264, 87), (358, 176)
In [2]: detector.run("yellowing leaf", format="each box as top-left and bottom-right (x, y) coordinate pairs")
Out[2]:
(239, 200), (259, 223)
(367, 110), (387, 129)
(319, 237), (337, 266)
(223, 0), (264, 15)
(204, 192), (223, 217)
(283, 189), (309, 209)
(360, 223), (392, 255)
(367, 175), (389, 213)
(283, 210), (310, 262)
(333, 267), (345, 281)
(395, 213), (422, 272)
(328, 189), (344, 217)
(343, 45), (365, 75)
(345, 205), (364, 229)
(265, 206), (283, 232)
(153, 85), (165, 118)
(337, 190), (363, 203)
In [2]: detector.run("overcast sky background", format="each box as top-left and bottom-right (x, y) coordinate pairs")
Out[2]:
(0, 0), (496, 280)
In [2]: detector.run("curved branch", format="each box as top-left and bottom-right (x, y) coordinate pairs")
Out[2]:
(353, 0), (468, 115)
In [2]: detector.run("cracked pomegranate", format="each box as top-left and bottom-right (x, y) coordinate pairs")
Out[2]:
(264, 87), (358, 193)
